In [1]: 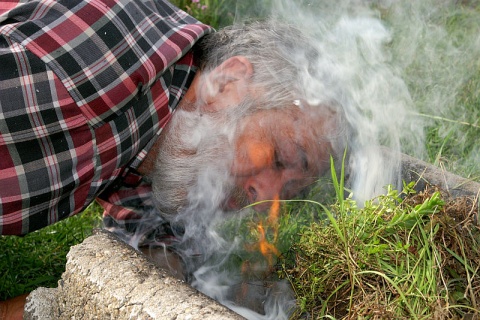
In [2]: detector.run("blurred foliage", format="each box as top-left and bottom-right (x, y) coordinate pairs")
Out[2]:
(170, 0), (236, 28)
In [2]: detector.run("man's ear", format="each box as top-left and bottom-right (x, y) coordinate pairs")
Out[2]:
(201, 56), (254, 111)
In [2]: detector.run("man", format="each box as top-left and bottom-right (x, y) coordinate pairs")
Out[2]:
(0, 0), (342, 317)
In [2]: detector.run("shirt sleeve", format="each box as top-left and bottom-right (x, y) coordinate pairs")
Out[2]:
(97, 170), (180, 246)
(0, 0), (213, 235)
(0, 0), (28, 20)
(97, 173), (154, 229)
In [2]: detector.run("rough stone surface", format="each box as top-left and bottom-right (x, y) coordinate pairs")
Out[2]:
(24, 230), (244, 320)
(399, 151), (480, 198)
(24, 287), (59, 320)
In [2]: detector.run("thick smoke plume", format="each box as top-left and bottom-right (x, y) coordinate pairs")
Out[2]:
(108, 1), (480, 319)
(235, 0), (480, 201)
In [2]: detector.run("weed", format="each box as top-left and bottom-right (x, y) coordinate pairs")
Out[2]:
(279, 167), (480, 319)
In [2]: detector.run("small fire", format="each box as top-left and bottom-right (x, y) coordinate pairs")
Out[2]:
(238, 195), (282, 305)
(256, 220), (280, 267)
(267, 194), (280, 242)
(242, 142), (282, 268)
(239, 142), (282, 297)
(244, 195), (281, 271)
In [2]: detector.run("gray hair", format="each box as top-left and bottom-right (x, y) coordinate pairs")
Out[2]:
(195, 20), (349, 159)
(150, 21), (350, 218)
(195, 20), (319, 106)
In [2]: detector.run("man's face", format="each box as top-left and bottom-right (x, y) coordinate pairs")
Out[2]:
(149, 101), (333, 215)
(225, 105), (332, 212)
(148, 56), (335, 215)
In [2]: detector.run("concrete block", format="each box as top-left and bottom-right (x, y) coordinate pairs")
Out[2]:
(24, 230), (244, 320)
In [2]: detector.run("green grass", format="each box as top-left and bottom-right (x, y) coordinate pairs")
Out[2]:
(0, 202), (102, 300)
(171, 0), (236, 28)
(387, 1), (480, 180)
(218, 154), (479, 318)
(278, 164), (480, 319)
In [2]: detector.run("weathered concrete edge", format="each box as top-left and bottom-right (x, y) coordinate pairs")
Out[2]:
(398, 151), (480, 199)
(24, 229), (245, 320)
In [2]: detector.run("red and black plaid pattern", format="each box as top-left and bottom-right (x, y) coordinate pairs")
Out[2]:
(0, 0), (213, 235)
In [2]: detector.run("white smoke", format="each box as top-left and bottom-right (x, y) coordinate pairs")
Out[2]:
(233, 0), (414, 203)
(235, 0), (480, 201)
(190, 1), (480, 317)
(109, 1), (480, 318)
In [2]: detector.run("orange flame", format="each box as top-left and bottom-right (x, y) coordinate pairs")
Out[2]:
(267, 194), (280, 243)
(245, 195), (281, 269)
(257, 221), (280, 267)
(246, 142), (280, 247)
(239, 195), (281, 303)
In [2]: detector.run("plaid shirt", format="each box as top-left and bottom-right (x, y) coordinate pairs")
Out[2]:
(0, 0), (213, 235)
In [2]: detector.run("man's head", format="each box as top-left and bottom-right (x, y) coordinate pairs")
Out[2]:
(147, 20), (346, 215)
